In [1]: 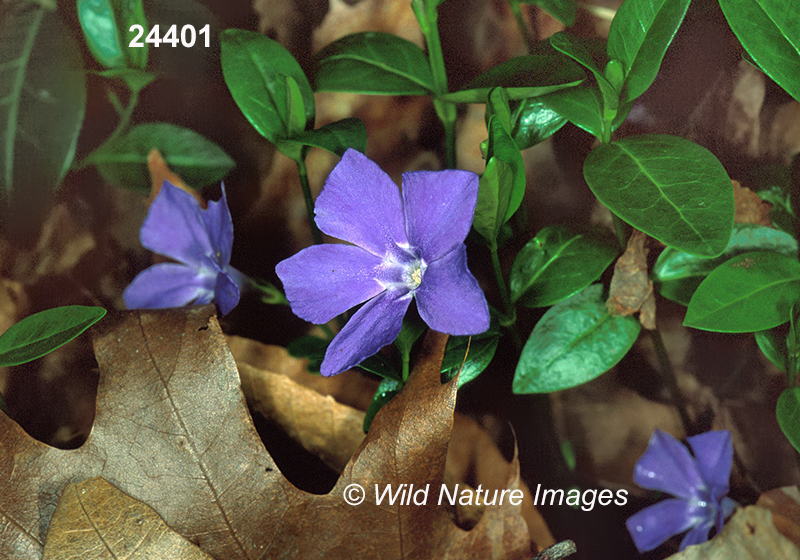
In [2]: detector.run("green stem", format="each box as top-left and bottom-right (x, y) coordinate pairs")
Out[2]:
(651, 327), (695, 436)
(490, 241), (522, 349)
(401, 344), (411, 382)
(295, 157), (323, 245)
(508, 0), (536, 53)
(73, 87), (140, 170)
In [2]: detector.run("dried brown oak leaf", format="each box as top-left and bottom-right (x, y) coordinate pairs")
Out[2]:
(0, 306), (533, 559)
(606, 229), (656, 330)
(42, 476), (213, 560)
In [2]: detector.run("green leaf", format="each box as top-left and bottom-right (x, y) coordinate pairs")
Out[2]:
(549, 32), (618, 111)
(788, 303), (800, 383)
(441, 55), (584, 103)
(777, 387), (800, 454)
(0, 4), (86, 202)
(97, 68), (157, 93)
(220, 29), (315, 144)
(485, 88), (513, 133)
(583, 135), (734, 257)
(314, 32), (434, 95)
(684, 251), (800, 333)
(77, 0), (149, 70)
(510, 98), (567, 150)
(441, 329), (501, 387)
(540, 84), (604, 137)
(363, 378), (403, 432)
(287, 118), (367, 157)
(520, 0), (577, 26)
(88, 122), (235, 192)
(394, 316), (427, 358)
(511, 225), (618, 308)
(654, 224), (798, 305)
(0, 306), (106, 367)
(286, 335), (329, 373)
(607, 0), (691, 102)
(485, 116), (526, 223)
(755, 327), (788, 373)
(474, 156), (513, 241)
(719, 0), (800, 103)
(285, 76), (307, 138)
(513, 284), (641, 393)
(357, 353), (401, 381)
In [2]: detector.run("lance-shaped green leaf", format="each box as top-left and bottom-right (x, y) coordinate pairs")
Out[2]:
(314, 32), (434, 95)
(584, 135), (734, 257)
(511, 225), (618, 308)
(77, 0), (149, 70)
(441, 328), (501, 388)
(442, 55), (584, 103)
(549, 32), (618, 111)
(220, 29), (315, 144)
(654, 224), (798, 305)
(0, 306), (106, 367)
(0, 4), (86, 201)
(513, 284), (641, 393)
(485, 88), (513, 134)
(473, 156), (512, 241)
(284, 118), (367, 157)
(685, 251), (800, 333)
(719, 0), (800, 103)
(607, 0), (691, 102)
(540, 85), (604, 137)
(88, 122), (235, 192)
(511, 98), (567, 150)
(777, 387), (800, 455)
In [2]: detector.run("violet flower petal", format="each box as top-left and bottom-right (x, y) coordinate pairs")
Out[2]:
(402, 169), (479, 262)
(679, 520), (714, 550)
(626, 498), (697, 553)
(202, 185), (235, 266)
(314, 149), (408, 257)
(214, 269), (241, 316)
(634, 430), (705, 501)
(321, 290), (411, 376)
(140, 181), (216, 269)
(276, 244), (385, 324)
(415, 244), (490, 335)
(687, 430), (733, 496)
(123, 262), (215, 310)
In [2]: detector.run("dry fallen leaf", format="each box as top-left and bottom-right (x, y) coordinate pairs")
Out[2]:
(42, 477), (213, 560)
(757, 487), (800, 548)
(147, 148), (202, 205)
(0, 306), (535, 559)
(733, 179), (773, 226)
(606, 229), (656, 329)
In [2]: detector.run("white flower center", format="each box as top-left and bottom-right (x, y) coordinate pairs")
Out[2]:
(379, 246), (426, 293)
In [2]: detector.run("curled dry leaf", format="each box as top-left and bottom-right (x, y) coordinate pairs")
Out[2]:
(757, 487), (800, 548)
(606, 229), (656, 330)
(733, 179), (773, 227)
(0, 306), (535, 559)
(147, 148), (202, 205)
(42, 477), (213, 560)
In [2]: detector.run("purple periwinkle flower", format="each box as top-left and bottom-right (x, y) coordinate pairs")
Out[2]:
(626, 429), (737, 553)
(276, 149), (490, 376)
(124, 180), (242, 316)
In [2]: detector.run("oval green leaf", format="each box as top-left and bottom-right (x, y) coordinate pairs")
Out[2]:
(314, 32), (434, 95)
(755, 327), (787, 374)
(77, 0), (126, 68)
(777, 387), (800, 454)
(540, 84), (604, 138)
(441, 329), (500, 388)
(511, 225), (618, 308)
(1, 4), (86, 201)
(220, 29), (315, 143)
(654, 224), (798, 305)
(363, 378), (403, 433)
(685, 251), (800, 333)
(88, 122), (235, 192)
(607, 0), (691, 102)
(290, 117), (367, 157)
(584, 135), (734, 257)
(513, 284), (641, 393)
(719, 0), (800, 103)
(511, 98), (567, 150)
(0, 306), (106, 367)
(549, 32), (617, 110)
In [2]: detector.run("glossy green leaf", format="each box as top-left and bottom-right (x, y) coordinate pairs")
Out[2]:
(487, 116), (526, 223)
(77, 0), (149, 70)
(788, 303), (800, 383)
(0, 306), (106, 367)
(485, 88), (513, 134)
(220, 29), (315, 144)
(441, 329), (501, 388)
(441, 55), (584, 103)
(286, 335), (329, 373)
(511, 225), (618, 308)
(550, 32), (617, 110)
(357, 353), (401, 381)
(285, 76), (307, 138)
(777, 387), (800, 454)
(654, 224), (798, 305)
(314, 32), (434, 95)
(607, 0), (691, 102)
(88, 122), (235, 192)
(584, 135), (734, 257)
(97, 68), (156, 93)
(520, 0), (577, 26)
(685, 251), (800, 333)
(513, 284), (641, 393)
(719, 0), (800, 102)
(540, 85), (604, 137)
(510, 98), (567, 150)
(288, 118), (367, 157)
(474, 156), (512, 241)
(755, 327), (788, 373)
(394, 316), (427, 358)
(363, 378), (403, 432)
(0, 4), (86, 201)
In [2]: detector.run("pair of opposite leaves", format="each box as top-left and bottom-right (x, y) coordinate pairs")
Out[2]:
(0, 306), (533, 559)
